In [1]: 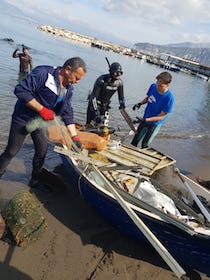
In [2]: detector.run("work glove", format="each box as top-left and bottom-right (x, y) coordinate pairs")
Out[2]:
(39, 107), (54, 121)
(132, 103), (141, 111)
(133, 116), (144, 124)
(94, 116), (103, 124)
(119, 100), (125, 110)
(71, 135), (82, 150)
(141, 118), (146, 124)
(119, 104), (125, 109)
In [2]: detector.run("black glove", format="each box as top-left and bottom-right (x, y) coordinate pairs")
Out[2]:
(94, 115), (103, 124)
(119, 104), (125, 109)
(132, 103), (141, 111)
(119, 100), (125, 110)
(71, 136), (82, 150)
(133, 117), (145, 124)
(141, 118), (146, 124)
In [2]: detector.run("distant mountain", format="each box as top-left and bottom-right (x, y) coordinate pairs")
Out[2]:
(164, 42), (210, 48)
(134, 42), (210, 66)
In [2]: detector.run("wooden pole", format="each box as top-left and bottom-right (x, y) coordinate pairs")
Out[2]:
(119, 108), (137, 133)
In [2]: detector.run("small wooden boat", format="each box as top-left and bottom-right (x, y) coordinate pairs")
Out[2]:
(54, 139), (210, 276)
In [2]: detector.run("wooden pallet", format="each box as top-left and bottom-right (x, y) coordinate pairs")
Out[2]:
(97, 143), (176, 175)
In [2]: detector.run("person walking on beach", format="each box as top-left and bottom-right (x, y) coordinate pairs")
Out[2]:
(131, 71), (174, 149)
(86, 62), (125, 127)
(12, 46), (33, 80)
(0, 57), (86, 191)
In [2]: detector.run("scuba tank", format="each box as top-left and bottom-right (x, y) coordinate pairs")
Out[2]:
(101, 111), (109, 140)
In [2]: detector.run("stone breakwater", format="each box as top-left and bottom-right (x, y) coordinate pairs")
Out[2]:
(37, 25), (125, 53)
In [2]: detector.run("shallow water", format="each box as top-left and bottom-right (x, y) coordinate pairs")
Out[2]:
(0, 11), (210, 183)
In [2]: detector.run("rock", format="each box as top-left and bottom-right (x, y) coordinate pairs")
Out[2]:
(3, 38), (14, 43)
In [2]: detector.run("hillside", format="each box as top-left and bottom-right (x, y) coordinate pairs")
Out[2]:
(134, 42), (210, 66)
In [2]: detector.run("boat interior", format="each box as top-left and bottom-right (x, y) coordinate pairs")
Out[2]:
(54, 141), (210, 235)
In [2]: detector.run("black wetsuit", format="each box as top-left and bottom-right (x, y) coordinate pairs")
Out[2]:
(86, 74), (125, 125)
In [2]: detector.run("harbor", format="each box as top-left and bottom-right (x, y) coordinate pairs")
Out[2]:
(38, 25), (210, 81)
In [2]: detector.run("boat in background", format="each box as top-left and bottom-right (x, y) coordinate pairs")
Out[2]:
(54, 139), (210, 276)
(159, 61), (181, 72)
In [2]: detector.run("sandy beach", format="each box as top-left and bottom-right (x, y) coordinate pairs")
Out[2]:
(0, 157), (209, 280)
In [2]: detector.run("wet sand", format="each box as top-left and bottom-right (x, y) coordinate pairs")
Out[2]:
(0, 155), (209, 280)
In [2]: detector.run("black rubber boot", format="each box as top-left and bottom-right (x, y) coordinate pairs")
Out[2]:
(29, 172), (53, 193)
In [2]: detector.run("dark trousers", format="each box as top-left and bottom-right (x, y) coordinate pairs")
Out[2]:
(131, 121), (160, 149)
(0, 122), (48, 178)
(200, 180), (210, 190)
(86, 103), (97, 125)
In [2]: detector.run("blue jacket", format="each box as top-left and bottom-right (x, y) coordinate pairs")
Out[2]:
(12, 65), (74, 126)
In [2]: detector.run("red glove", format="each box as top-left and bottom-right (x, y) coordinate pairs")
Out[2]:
(71, 135), (82, 150)
(39, 107), (54, 121)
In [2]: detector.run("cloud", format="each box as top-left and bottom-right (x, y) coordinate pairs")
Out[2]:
(4, 0), (210, 44)
(100, 0), (210, 25)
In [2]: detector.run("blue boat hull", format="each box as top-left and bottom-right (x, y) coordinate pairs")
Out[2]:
(60, 154), (210, 275)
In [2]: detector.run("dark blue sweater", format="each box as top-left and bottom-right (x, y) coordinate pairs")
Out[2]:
(12, 65), (74, 126)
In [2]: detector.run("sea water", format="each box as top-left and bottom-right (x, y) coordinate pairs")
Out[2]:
(0, 11), (210, 183)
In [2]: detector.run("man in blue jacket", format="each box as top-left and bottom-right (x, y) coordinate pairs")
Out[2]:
(131, 71), (174, 149)
(0, 57), (86, 190)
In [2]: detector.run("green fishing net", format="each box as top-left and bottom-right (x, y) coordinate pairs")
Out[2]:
(2, 190), (47, 246)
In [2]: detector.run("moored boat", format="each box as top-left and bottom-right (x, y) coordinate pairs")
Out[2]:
(159, 61), (181, 72)
(54, 139), (210, 276)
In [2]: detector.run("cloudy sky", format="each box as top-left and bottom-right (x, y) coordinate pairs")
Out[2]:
(4, 0), (210, 45)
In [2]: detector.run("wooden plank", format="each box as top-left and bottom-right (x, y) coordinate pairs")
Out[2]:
(120, 143), (175, 162)
(100, 149), (157, 171)
(101, 143), (176, 175)
(119, 146), (160, 163)
(54, 146), (107, 167)
(99, 150), (141, 166)
(123, 144), (176, 163)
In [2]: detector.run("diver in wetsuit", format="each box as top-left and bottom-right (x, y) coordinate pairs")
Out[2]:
(86, 62), (125, 127)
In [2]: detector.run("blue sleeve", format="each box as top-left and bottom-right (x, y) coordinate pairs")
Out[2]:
(163, 94), (174, 113)
(61, 103), (74, 125)
(146, 83), (155, 97)
(14, 66), (48, 103)
(59, 88), (74, 125)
